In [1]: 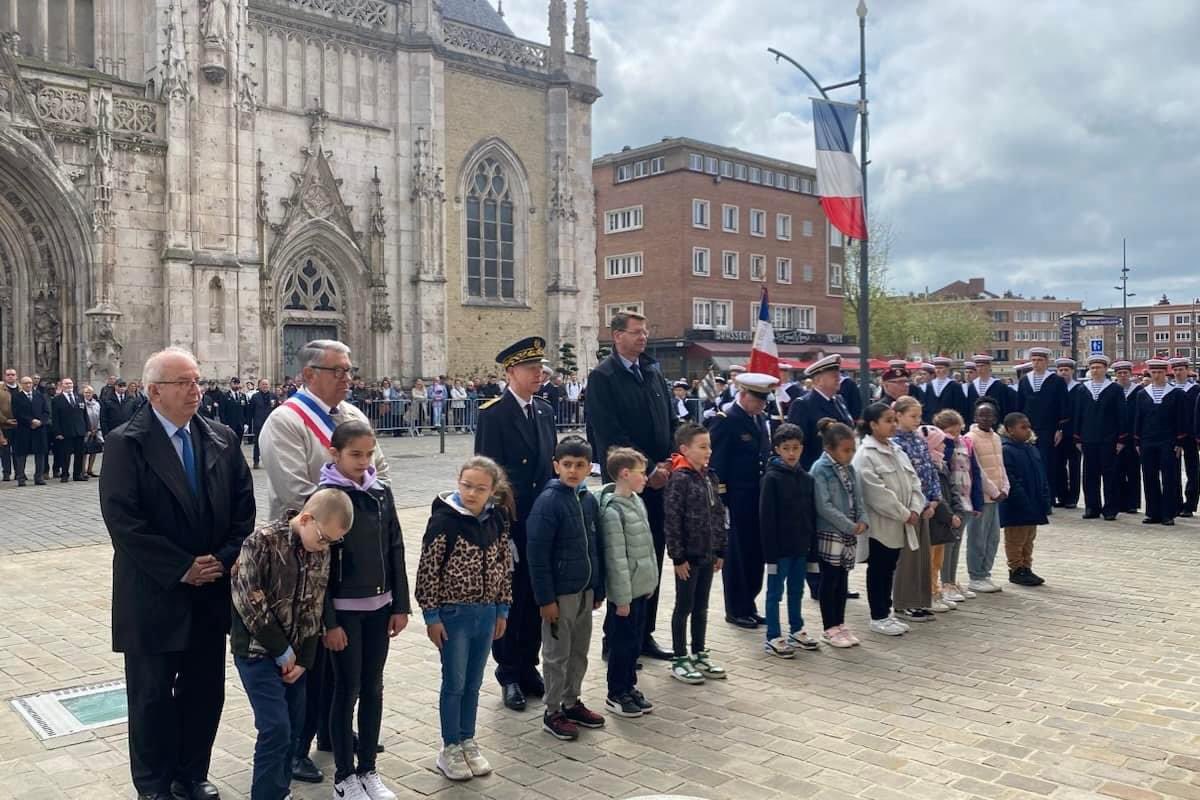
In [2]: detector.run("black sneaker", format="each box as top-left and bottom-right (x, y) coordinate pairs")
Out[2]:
(1025, 568), (1046, 585)
(605, 694), (643, 718)
(542, 710), (579, 741)
(562, 700), (605, 729)
(629, 688), (654, 713)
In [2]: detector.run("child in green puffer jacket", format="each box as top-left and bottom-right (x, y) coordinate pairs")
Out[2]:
(598, 448), (658, 719)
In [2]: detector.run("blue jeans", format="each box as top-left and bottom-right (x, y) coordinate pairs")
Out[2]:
(235, 655), (306, 800)
(438, 603), (497, 746)
(764, 556), (805, 640)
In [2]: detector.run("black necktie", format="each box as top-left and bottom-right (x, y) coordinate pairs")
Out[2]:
(630, 362), (644, 383)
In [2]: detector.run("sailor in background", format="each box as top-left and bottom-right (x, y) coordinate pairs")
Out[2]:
(921, 356), (964, 423)
(1073, 355), (1125, 521)
(1133, 358), (1187, 526)
(1112, 361), (1142, 513)
(1170, 358), (1200, 517)
(1053, 358), (1083, 509)
(1017, 347), (1070, 497)
(672, 379), (693, 423)
(786, 355), (855, 472)
(964, 354), (1011, 425)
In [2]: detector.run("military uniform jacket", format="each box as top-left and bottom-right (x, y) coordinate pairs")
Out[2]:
(920, 378), (965, 423)
(785, 388), (854, 471)
(1017, 372), (1070, 436)
(711, 402), (771, 493)
(964, 376), (1012, 424)
(1133, 384), (1188, 447)
(220, 390), (250, 434)
(1176, 382), (1200, 440)
(474, 390), (556, 531)
(839, 376), (864, 421)
(1072, 381), (1126, 446)
(1058, 382), (1085, 445)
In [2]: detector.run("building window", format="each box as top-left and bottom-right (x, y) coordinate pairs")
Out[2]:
(1133, 332), (1149, 343)
(650, 156), (665, 175)
(1177, 347), (1193, 358)
(749, 166), (761, 184)
(1154, 331), (1170, 342)
(993, 309), (1009, 323)
(615, 164), (633, 182)
(750, 254), (766, 282)
(721, 204), (739, 233)
(749, 209), (766, 237)
(693, 298), (731, 330)
(776, 213), (792, 241)
(605, 205), (643, 234)
(830, 262), (843, 289)
(720, 160), (734, 178)
(762, 169), (773, 186)
(775, 173), (788, 189)
(776, 257), (792, 284)
(1133, 315), (1149, 327)
(1134, 347), (1149, 359)
(466, 157), (516, 300)
(800, 177), (813, 193)
(734, 163), (747, 180)
(757, 302), (815, 332)
(1176, 314), (1192, 325)
(605, 252), (644, 279)
(993, 330), (1009, 342)
(692, 247), (710, 276)
(830, 226), (844, 247)
(705, 156), (719, 175)
(689, 153), (704, 171)
(692, 199), (710, 229)
(802, 263), (813, 282)
(802, 219), (814, 237)
(1154, 313), (1170, 326)
(633, 160), (648, 178)
(283, 257), (340, 312)
(993, 350), (1009, 362)
(722, 250), (739, 279)
(788, 175), (800, 191)
(1177, 330), (1192, 341)
(605, 301), (644, 320)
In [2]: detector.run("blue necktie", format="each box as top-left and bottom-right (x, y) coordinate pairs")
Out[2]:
(175, 427), (199, 495)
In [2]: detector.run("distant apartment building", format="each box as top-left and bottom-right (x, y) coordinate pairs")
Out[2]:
(593, 137), (852, 377)
(909, 278), (1083, 369)
(1092, 295), (1200, 364)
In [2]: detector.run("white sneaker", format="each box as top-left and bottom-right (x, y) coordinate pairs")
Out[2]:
(333, 776), (371, 800)
(968, 578), (1001, 593)
(886, 615), (911, 632)
(359, 771), (398, 800)
(436, 744), (473, 782)
(960, 585), (977, 599)
(764, 636), (796, 658)
(929, 599), (953, 612)
(460, 738), (492, 777)
(869, 619), (904, 636)
(943, 588), (965, 603)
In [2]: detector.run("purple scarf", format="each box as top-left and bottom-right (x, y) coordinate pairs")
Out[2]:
(319, 461), (379, 492)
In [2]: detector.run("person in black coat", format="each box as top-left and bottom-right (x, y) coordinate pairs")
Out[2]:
(1133, 359), (1188, 526)
(711, 373), (776, 628)
(999, 413), (1052, 586)
(50, 377), (89, 482)
(964, 354), (1011, 425)
(1112, 362), (1142, 513)
(219, 377), (250, 443)
(11, 375), (49, 486)
(838, 373), (863, 422)
(1053, 358), (1084, 508)
(99, 349), (254, 800)
(585, 311), (676, 661)
(1171, 359), (1200, 516)
(878, 361), (913, 406)
(786, 355), (855, 471)
(1017, 347), (1070, 495)
(247, 378), (279, 469)
(1073, 355), (1126, 521)
(474, 337), (557, 711)
(200, 382), (222, 420)
(101, 380), (140, 435)
(920, 356), (965, 423)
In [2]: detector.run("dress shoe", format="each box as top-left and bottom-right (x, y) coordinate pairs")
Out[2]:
(170, 779), (220, 800)
(724, 614), (758, 629)
(87, 471), (99, 478)
(519, 670), (545, 698)
(74, 475), (88, 481)
(1180, 510), (1194, 518)
(1, 474), (9, 481)
(640, 637), (673, 661)
(291, 755), (323, 783)
(138, 794), (174, 800)
(1142, 517), (1162, 525)
(34, 478), (46, 486)
(1061, 503), (1078, 510)
(16, 479), (25, 487)
(1162, 518), (1175, 526)
(60, 475), (70, 483)
(502, 682), (526, 711)
(753, 614), (767, 625)
(1081, 510), (1100, 520)
(1103, 515), (1118, 521)
(846, 591), (861, 600)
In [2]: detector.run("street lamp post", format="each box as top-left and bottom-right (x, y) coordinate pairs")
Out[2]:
(769, 0), (871, 407)
(1113, 238), (1134, 361)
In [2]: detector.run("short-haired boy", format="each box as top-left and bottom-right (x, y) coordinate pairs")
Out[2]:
(664, 423), (728, 684)
(999, 412), (1052, 587)
(231, 488), (354, 800)
(759, 422), (819, 658)
(599, 447), (656, 718)
(527, 436), (607, 740)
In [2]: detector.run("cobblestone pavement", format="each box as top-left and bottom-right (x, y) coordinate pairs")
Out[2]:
(1, 439), (1199, 799)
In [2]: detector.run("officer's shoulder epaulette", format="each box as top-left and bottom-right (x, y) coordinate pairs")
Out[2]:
(479, 397), (502, 411)
(717, 411), (727, 418)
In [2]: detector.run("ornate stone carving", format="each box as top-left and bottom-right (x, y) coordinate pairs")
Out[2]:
(370, 303), (392, 332)
(441, 20), (548, 70)
(91, 94), (113, 232)
(369, 166), (385, 235)
(301, 183), (334, 219)
(34, 86), (89, 125)
(548, 0), (567, 70)
(33, 286), (61, 376)
(0, 34), (58, 162)
(572, 0), (590, 57)
(209, 276), (225, 333)
(281, 0), (390, 29)
(412, 127), (444, 203)
(201, 0), (229, 46)
(112, 98), (159, 136)
(256, 149), (269, 224)
(85, 302), (123, 382)
(160, 1), (191, 100)
(548, 153), (576, 222)
(259, 291), (276, 327)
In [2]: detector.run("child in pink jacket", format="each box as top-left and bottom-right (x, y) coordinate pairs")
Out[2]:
(964, 399), (1010, 593)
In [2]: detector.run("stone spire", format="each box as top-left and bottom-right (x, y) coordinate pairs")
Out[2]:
(548, 0), (566, 70)
(572, 0), (589, 57)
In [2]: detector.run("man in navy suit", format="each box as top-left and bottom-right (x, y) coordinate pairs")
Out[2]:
(11, 375), (49, 486)
(51, 376), (89, 482)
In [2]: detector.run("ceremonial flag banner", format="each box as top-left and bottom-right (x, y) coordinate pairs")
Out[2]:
(749, 287), (781, 378)
(812, 98), (867, 241)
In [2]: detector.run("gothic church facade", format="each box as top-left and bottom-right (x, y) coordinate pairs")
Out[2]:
(0, 0), (598, 384)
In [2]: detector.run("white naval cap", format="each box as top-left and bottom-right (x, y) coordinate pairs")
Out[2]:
(804, 354), (842, 378)
(735, 372), (781, 397)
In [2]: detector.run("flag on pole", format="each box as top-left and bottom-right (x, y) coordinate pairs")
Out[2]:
(749, 287), (780, 378)
(812, 98), (868, 241)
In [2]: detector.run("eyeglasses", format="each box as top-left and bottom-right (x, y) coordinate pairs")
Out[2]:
(314, 521), (343, 547)
(153, 378), (203, 389)
(311, 365), (357, 380)
(457, 478), (493, 495)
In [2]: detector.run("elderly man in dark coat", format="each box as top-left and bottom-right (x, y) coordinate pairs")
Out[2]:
(100, 347), (255, 800)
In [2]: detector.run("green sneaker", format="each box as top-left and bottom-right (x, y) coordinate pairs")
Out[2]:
(670, 656), (705, 684)
(692, 651), (726, 679)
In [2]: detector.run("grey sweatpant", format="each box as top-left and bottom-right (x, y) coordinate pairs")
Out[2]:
(542, 589), (593, 712)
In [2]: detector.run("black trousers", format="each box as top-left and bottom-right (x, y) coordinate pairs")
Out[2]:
(0, 438), (11, 477)
(295, 643), (334, 755)
(1141, 443), (1180, 522)
(1178, 439), (1199, 513)
(493, 542), (542, 686)
(1082, 442), (1120, 516)
(58, 435), (84, 479)
(866, 542), (901, 621)
(1118, 444), (1141, 511)
(641, 485), (666, 643)
(14, 445), (47, 482)
(818, 562), (849, 630)
(1055, 440), (1081, 506)
(330, 606), (390, 783)
(1034, 432), (1057, 503)
(722, 488), (764, 619)
(123, 641), (226, 795)
(672, 560), (714, 656)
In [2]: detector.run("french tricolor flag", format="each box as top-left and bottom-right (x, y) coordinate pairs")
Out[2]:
(812, 98), (868, 241)
(749, 287), (780, 378)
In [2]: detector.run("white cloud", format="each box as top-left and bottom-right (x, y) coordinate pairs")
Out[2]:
(502, 0), (1200, 307)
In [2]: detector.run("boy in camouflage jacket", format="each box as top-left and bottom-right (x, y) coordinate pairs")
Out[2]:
(230, 489), (353, 800)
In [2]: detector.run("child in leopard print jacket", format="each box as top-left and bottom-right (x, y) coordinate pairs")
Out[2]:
(416, 456), (514, 782)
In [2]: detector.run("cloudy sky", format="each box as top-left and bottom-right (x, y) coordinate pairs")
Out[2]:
(501, 1), (1200, 309)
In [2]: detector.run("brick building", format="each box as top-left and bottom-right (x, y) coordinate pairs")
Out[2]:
(909, 278), (1082, 370)
(593, 137), (853, 378)
(1092, 296), (1200, 365)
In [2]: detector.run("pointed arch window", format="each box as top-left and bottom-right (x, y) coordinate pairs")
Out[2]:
(466, 157), (515, 300)
(282, 257), (340, 312)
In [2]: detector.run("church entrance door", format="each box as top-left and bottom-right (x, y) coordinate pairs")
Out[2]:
(282, 324), (337, 381)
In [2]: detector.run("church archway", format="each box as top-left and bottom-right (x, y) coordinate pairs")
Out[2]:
(0, 128), (93, 380)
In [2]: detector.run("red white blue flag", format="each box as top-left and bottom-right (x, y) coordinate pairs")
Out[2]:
(749, 287), (780, 378)
(812, 98), (868, 241)
(283, 390), (337, 449)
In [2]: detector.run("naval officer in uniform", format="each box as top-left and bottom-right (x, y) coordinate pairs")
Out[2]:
(474, 336), (558, 711)
(786, 355), (855, 472)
